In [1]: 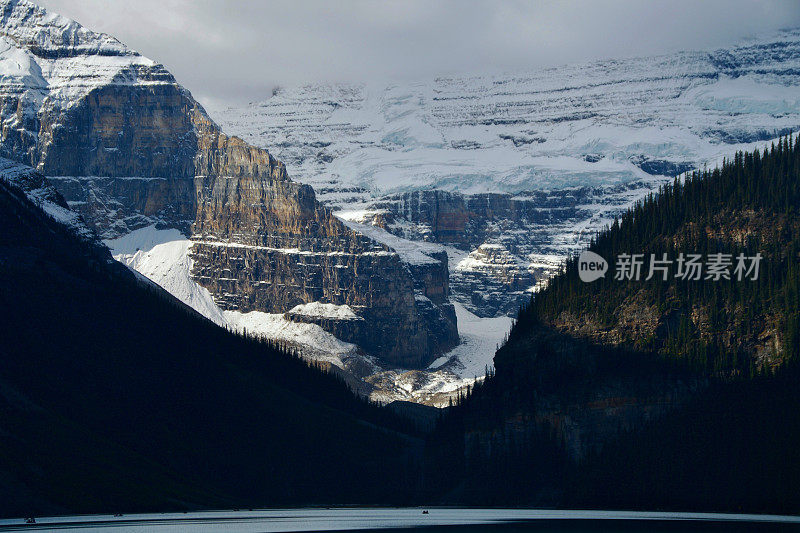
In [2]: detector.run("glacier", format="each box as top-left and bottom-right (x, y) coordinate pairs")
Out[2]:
(214, 29), (800, 200)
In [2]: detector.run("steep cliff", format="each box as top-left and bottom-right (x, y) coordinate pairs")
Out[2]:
(0, 0), (457, 367)
(362, 187), (636, 317)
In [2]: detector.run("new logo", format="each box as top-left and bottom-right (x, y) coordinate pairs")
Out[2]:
(578, 251), (608, 282)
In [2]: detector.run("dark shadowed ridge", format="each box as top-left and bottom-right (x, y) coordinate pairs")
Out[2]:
(0, 163), (424, 518)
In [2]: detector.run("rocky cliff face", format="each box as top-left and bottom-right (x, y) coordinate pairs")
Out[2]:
(377, 190), (581, 249)
(0, 0), (457, 367)
(451, 244), (534, 317)
(356, 187), (646, 317)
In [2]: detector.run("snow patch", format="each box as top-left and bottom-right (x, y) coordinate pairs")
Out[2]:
(338, 217), (443, 265)
(0, 157), (96, 243)
(434, 302), (514, 380)
(105, 226), (225, 325)
(224, 310), (359, 368)
(287, 302), (361, 320)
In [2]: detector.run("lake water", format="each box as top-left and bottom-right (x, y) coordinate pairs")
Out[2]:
(0, 509), (798, 532)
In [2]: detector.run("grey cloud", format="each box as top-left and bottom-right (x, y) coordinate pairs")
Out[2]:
(37, 0), (800, 109)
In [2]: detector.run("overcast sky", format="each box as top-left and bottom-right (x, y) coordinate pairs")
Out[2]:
(37, 0), (800, 110)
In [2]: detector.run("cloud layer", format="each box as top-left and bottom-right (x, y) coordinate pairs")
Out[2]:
(38, 0), (800, 109)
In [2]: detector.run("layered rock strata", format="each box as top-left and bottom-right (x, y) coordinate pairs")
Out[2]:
(451, 244), (535, 317)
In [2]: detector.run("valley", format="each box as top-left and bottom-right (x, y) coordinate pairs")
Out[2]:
(1, 0), (800, 519)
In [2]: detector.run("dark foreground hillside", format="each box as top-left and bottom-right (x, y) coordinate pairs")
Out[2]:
(427, 136), (800, 512)
(0, 174), (422, 518)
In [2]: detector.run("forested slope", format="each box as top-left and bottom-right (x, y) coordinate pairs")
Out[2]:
(427, 135), (800, 512)
(521, 134), (799, 374)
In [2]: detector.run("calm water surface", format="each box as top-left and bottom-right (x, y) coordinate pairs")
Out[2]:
(0, 509), (798, 532)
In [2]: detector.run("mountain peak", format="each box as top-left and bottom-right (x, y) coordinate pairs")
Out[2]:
(0, 0), (142, 59)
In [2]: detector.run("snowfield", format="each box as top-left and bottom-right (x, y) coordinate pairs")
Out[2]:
(437, 302), (514, 381)
(213, 29), (800, 201)
(287, 302), (361, 320)
(106, 227), (226, 325)
(223, 310), (361, 369)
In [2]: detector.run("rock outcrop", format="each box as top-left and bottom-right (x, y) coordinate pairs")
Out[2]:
(361, 189), (602, 316)
(374, 190), (576, 249)
(451, 243), (534, 317)
(0, 0), (457, 367)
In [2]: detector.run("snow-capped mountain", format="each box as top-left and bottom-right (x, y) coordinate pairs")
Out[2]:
(214, 29), (800, 318)
(0, 0), (459, 376)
